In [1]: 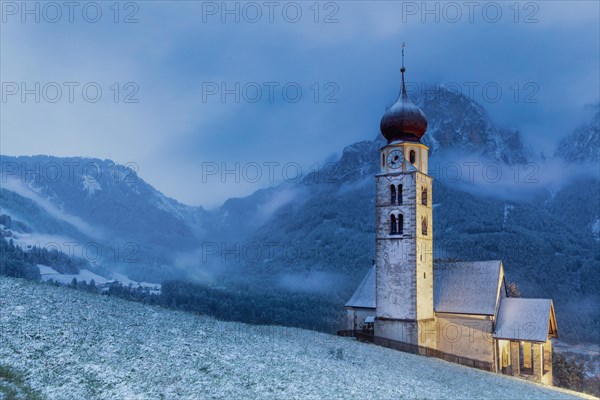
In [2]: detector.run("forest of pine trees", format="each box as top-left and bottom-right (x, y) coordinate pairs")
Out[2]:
(0, 235), (86, 279)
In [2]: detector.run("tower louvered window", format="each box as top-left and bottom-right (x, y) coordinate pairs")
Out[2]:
(397, 184), (403, 204)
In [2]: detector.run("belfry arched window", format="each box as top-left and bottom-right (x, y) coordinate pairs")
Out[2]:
(381, 153), (385, 168)
(397, 184), (403, 205)
(390, 185), (396, 205)
(409, 150), (416, 164)
(421, 188), (428, 206)
(421, 217), (428, 236)
(390, 214), (403, 235)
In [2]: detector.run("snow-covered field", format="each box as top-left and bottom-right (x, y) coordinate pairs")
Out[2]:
(0, 277), (591, 400)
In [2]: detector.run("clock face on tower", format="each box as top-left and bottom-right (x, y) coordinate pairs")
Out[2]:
(387, 150), (404, 169)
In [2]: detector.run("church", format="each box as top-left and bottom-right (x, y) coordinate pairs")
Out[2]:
(344, 53), (558, 385)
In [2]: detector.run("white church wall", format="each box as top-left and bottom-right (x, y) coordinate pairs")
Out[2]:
(375, 319), (419, 344)
(436, 314), (495, 363)
(375, 173), (418, 321)
(346, 308), (375, 331)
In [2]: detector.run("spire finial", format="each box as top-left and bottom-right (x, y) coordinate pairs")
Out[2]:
(400, 42), (407, 98)
(380, 41), (428, 142)
(401, 42), (406, 73)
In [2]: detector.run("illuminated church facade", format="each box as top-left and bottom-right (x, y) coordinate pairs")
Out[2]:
(344, 53), (558, 385)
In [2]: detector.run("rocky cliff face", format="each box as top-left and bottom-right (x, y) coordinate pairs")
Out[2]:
(555, 105), (600, 163)
(413, 87), (529, 164)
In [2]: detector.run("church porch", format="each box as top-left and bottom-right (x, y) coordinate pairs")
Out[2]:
(494, 298), (558, 385)
(507, 340), (553, 385)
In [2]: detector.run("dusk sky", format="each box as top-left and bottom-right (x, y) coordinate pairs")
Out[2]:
(2, 1), (599, 208)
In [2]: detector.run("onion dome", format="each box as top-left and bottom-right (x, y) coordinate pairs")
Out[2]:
(380, 46), (427, 143)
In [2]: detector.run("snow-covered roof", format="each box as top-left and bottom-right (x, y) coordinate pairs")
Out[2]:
(434, 261), (503, 315)
(493, 298), (557, 342)
(346, 261), (505, 314)
(345, 266), (376, 309)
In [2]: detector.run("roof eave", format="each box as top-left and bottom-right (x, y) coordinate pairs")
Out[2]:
(345, 305), (376, 310)
(435, 310), (494, 317)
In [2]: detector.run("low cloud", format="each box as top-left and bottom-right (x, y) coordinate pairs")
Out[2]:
(255, 186), (308, 224)
(430, 151), (599, 202)
(1, 177), (106, 241)
(277, 270), (343, 294)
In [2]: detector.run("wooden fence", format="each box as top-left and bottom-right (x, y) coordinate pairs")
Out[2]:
(337, 330), (494, 372)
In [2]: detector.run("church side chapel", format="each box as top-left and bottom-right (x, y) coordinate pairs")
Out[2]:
(344, 47), (558, 385)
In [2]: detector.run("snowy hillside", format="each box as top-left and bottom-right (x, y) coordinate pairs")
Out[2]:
(0, 156), (210, 282)
(0, 277), (591, 400)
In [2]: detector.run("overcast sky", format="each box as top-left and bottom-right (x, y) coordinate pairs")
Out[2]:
(1, 1), (598, 208)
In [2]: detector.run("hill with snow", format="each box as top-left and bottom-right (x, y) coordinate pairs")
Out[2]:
(0, 276), (592, 400)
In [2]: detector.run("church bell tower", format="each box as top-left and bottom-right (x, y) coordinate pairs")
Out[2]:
(374, 45), (435, 346)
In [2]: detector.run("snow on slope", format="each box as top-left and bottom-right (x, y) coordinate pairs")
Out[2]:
(82, 174), (102, 196)
(0, 277), (589, 400)
(38, 265), (109, 284)
(37, 265), (161, 293)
